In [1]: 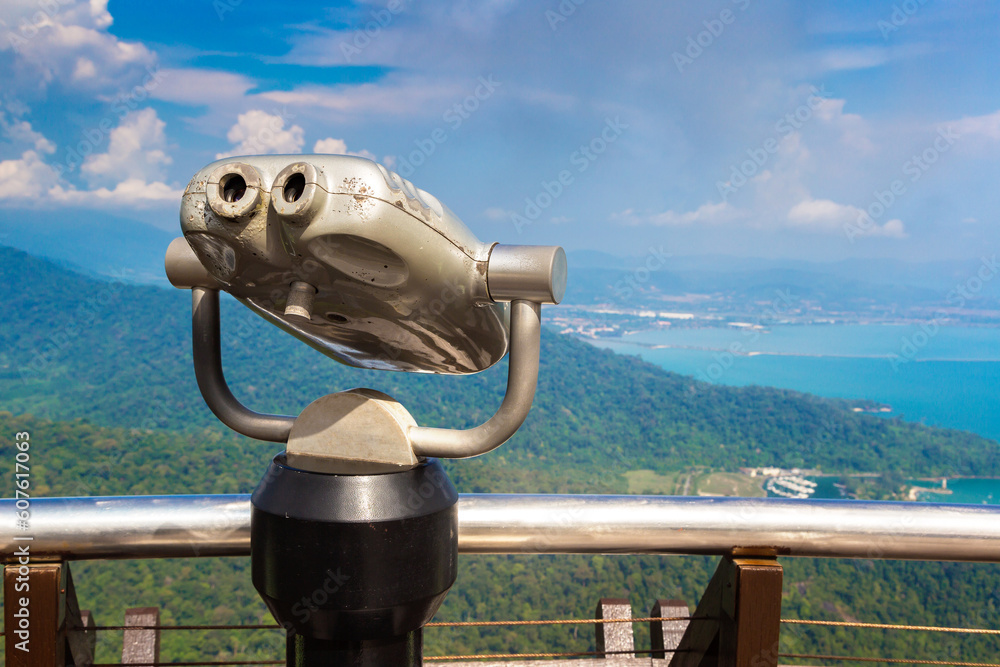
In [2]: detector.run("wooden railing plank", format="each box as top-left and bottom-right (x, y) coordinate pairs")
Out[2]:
(596, 597), (636, 662)
(720, 558), (782, 667)
(122, 607), (160, 666)
(63, 565), (94, 667)
(669, 556), (782, 667)
(4, 562), (67, 667)
(651, 599), (690, 659)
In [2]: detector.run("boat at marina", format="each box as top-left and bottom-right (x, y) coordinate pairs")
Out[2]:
(765, 475), (818, 499)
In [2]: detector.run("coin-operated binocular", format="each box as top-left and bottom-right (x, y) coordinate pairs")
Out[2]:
(166, 154), (566, 666)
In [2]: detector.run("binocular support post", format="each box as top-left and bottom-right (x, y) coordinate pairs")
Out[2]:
(191, 287), (295, 443)
(252, 455), (457, 667)
(172, 203), (564, 664)
(187, 287), (543, 665)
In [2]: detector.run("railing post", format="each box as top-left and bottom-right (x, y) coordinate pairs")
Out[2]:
(595, 597), (635, 662)
(64, 566), (95, 666)
(68, 610), (97, 667)
(670, 556), (783, 667)
(651, 599), (690, 659)
(122, 607), (160, 666)
(3, 561), (90, 667)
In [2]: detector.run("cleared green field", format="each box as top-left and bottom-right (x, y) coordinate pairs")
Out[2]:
(695, 472), (766, 497)
(624, 469), (680, 494)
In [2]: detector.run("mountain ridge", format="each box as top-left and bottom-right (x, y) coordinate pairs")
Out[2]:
(2, 244), (996, 479)
(2, 246), (1000, 662)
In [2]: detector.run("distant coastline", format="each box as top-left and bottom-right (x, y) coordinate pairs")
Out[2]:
(908, 485), (952, 501)
(589, 335), (1000, 364)
(745, 471), (1000, 505)
(581, 323), (1000, 443)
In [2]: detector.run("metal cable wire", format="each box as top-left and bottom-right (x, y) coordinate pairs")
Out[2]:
(76, 615), (998, 634)
(74, 616), (695, 632)
(782, 618), (1000, 635)
(89, 624), (282, 631)
(426, 647), (673, 661)
(84, 664), (270, 666)
(779, 653), (1000, 666)
(65, 653), (1000, 667)
(32, 616), (1000, 666)
(426, 615), (694, 627)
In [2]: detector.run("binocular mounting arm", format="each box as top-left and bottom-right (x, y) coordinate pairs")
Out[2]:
(192, 287), (296, 443)
(188, 288), (545, 464)
(408, 299), (541, 459)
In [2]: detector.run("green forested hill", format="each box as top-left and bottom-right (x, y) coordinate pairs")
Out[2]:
(1, 412), (998, 663)
(2, 246), (1000, 663)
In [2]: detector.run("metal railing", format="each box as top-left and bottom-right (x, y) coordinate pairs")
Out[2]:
(4, 493), (1000, 561)
(4, 493), (1000, 666)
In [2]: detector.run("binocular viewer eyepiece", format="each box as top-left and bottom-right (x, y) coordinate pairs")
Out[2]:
(167, 154), (566, 375)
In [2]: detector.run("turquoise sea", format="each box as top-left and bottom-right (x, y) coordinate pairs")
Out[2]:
(767, 477), (1000, 505)
(587, 324), (1000, 504)
(590, 324), (1000, 441)
(768, 477), (1000, 505)
(908, 478), (999, 505)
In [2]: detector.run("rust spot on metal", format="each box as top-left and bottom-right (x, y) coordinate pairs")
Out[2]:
(730, 546), (781, 558)
(342, 177), (371, 195)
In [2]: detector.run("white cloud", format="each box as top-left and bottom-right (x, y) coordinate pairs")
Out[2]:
(817, 47), (890, 72)
(0, 0), (155, 92)
(50, 178), (183, 207)
(1, 115), (56, 154)
(812, 43), (933, 75)
(0, 150), (182, 207)
(878, 219), (907, 238)
(81, 108), (171, 186)
(787, 198), (907, 238)
(313, 137), (348, 154)
(690, 108), (902, 241)
(0, 109), (181, 208)
(0, 150), (61, 199)
(442, 0), (520, 34)
(313, 137), (376, 160)
(0, 3), (976, 255)
(261, 78), (465, 120)
(481, 206), (572, 226)
(216, 110), (305, 159)
(950, 109), (1000, 140)
(608, 91), (907, 242)
(150, 68), (255, 107)
(786, 198), (856, 232)
(812, 97), (874, 153)
(651, 201), (741, 226)
(483, 207), (510, 221)
(73, 56), (96, 80)
(618, 168), (907, 241)
(614, 202), (742, 227)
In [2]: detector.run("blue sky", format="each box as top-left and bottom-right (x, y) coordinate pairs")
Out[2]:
(1, 0), (998, 261)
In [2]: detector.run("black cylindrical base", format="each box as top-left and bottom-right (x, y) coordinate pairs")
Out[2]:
(287, 630), (422, 667)
(251, 455), (457, 665)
